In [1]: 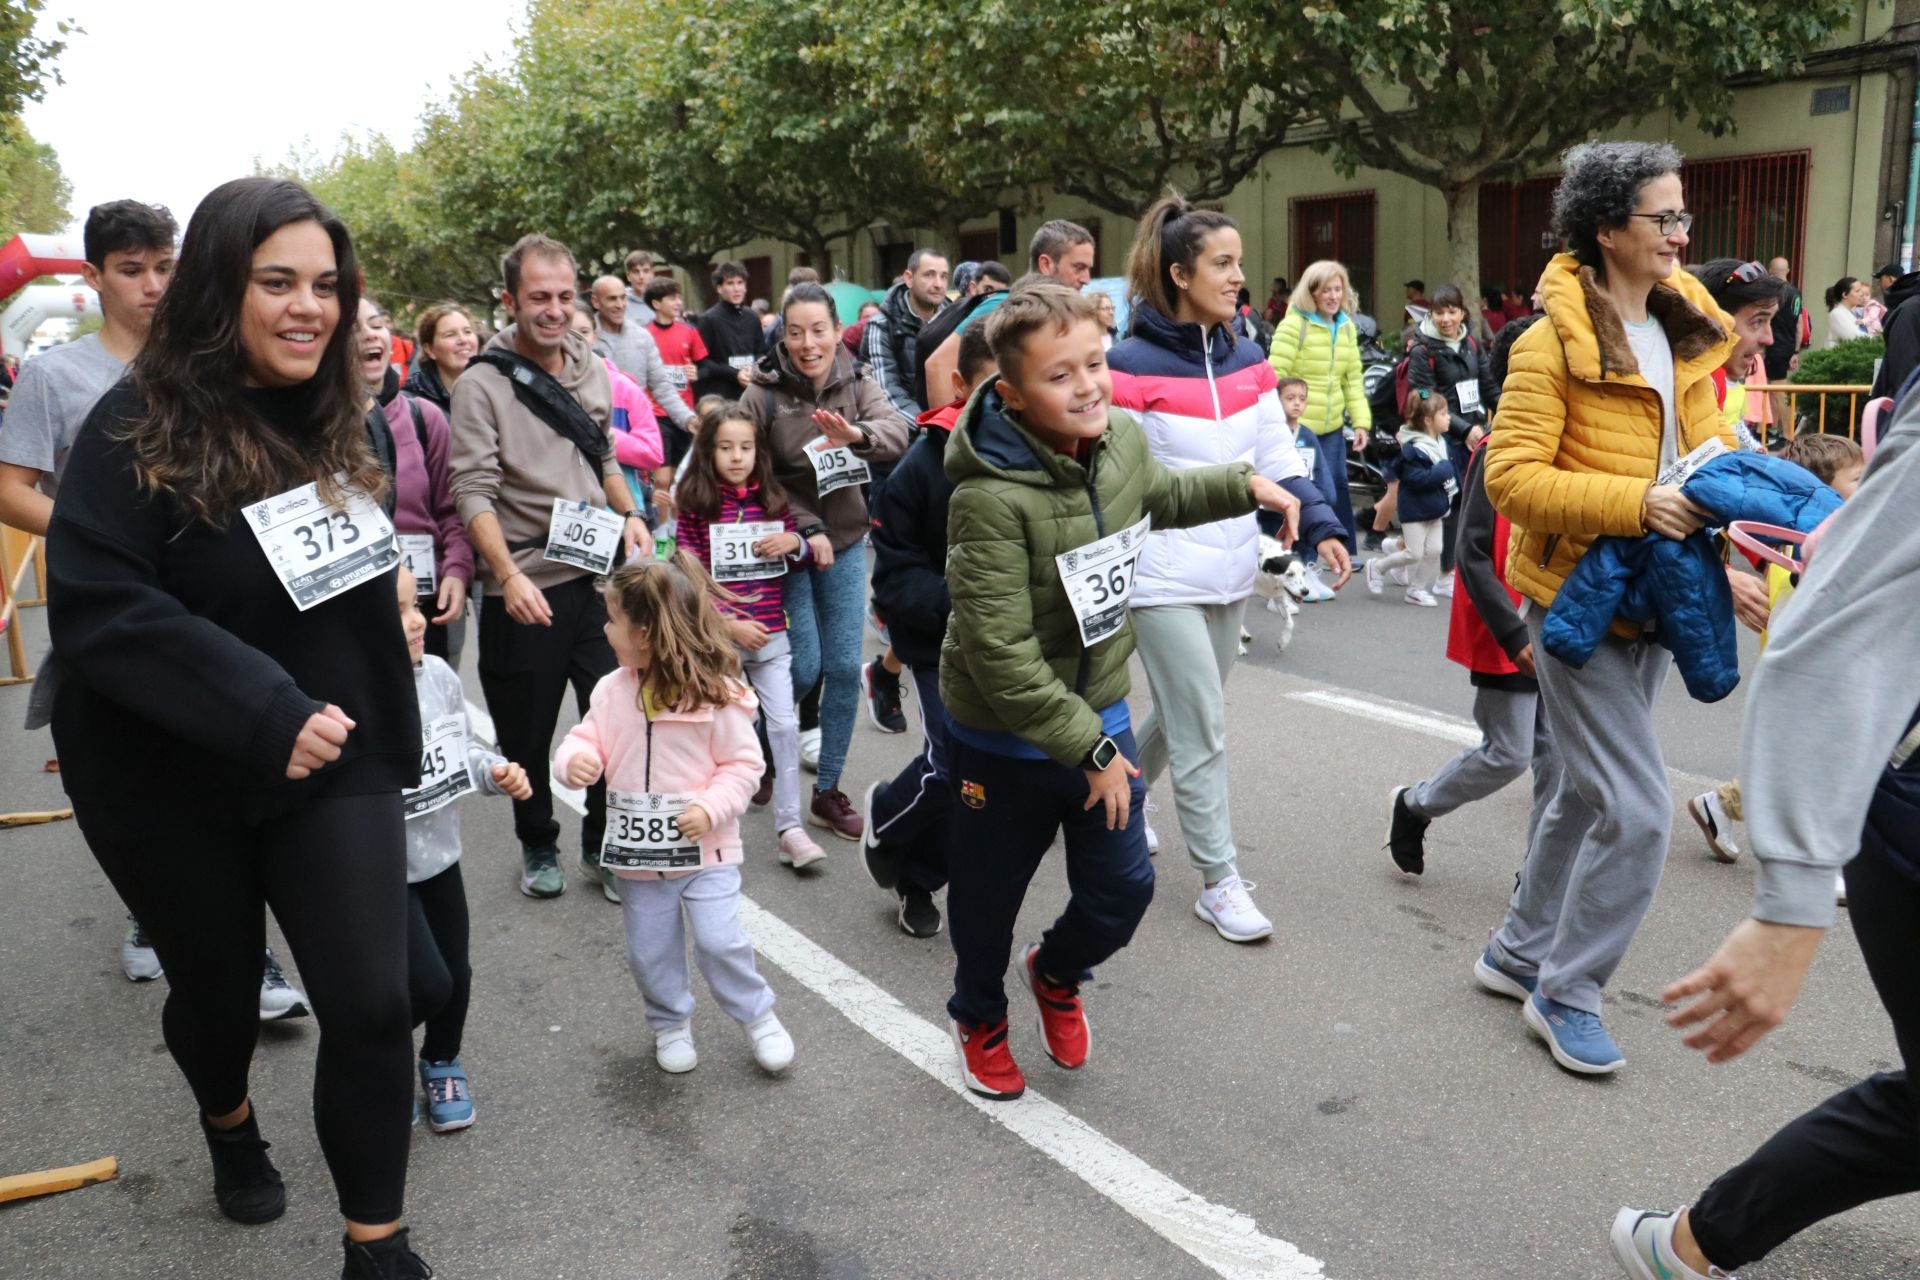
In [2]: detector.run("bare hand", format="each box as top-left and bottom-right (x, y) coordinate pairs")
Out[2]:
(564, 753), (604, 788)
(1082, 753), (1142, 831)
(1466, 424), (1488, 450)
(432, 574), (468, 627)
(1513, 643), (1537, 678)
(729, 617), (771, 651)
(1249, 475), (1300, 545)
(751, 531), (802, 558)
(1643, 484), (1710, 540)
(1315, 538), (1354, 589)
(503, 572), (553, 626)
(736, 367), (752, 387)
(1726, 566), (1771, 634)
(1349, 430), (1366, 455)
(807, 533), (834, 568)
(622, 513), (653, 560)
(813, 410), (859, 447)
(287, 704), (354, 779)
(676, 804), (713, 840)
(1663, 918), (1826, 1063)
(492, 761), (533, 800)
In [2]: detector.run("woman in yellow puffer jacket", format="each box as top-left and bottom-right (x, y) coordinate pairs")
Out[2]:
(1472, 142), (1733, 1081)
(1269, 259), (1371, 561)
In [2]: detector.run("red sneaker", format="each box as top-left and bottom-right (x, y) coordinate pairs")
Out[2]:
(950, 1018), (1025, 1100)
(808, 786), (865, 841)
(1022, 945), (1090, 1069)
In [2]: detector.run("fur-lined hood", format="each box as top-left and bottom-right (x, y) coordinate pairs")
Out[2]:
(1537, 252), (1732, 391)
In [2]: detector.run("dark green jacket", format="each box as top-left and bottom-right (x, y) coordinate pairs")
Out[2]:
(939, 385), (1256, 766)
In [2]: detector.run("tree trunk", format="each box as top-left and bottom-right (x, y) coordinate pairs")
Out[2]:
(797, 234), (834, 281)
(666, 252), (718, 307)
(1443, 181), (1484, 339)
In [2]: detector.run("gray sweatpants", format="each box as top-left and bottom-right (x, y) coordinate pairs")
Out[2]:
(619, 864), (775, 1031)
(1488, 614), (1671, 1015)
(1409, 686), (1562, 860)
(1133, 599), (1248, 883)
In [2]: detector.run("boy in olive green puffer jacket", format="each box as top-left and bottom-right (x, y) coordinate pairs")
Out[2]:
(940, 282), (1300, 1101)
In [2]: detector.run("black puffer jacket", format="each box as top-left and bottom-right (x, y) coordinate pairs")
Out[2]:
(694, 299), (766, 404)
(1870, 271), (1920, 399)
(870, 401), (960, 667)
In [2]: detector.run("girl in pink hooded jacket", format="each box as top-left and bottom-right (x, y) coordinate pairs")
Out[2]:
(555, 553), (794, 1076)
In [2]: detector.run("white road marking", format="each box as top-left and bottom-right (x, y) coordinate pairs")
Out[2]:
(1283, 687), (1718, 790)
(464, 700), (1329, 1279)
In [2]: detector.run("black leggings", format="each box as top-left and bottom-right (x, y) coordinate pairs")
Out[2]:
(76, 789), (413, 1225)
(1690, 823), (1920, 1268)
(407, 863), (470, 1063)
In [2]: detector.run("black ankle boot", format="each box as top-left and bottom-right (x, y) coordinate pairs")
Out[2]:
(200, 1106), (285, 1224)
(341, 1226), (434, 1279)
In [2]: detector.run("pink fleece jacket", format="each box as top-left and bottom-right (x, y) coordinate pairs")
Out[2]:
(554, 667), (763, 879)
(604, 358), (665, 472)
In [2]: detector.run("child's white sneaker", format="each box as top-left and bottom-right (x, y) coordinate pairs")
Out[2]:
(1404, 588), (1439, 607)
(1433, 570), (1455, 598)
(745, 1011), (794, 1073)
(1364, 557), (1386, 595)
(1193, 875), (1274, 943)
(655, 1023), (697, 1074)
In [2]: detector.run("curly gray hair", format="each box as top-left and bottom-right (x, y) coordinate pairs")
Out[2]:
(1550, 141), (1685, 268)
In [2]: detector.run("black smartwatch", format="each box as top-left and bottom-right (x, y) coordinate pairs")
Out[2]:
(1079, 735), (1120, 772)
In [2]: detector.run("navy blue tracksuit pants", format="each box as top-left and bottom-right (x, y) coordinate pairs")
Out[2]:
(869, 665), (952, 894)
(945, 726), (1153, 1028)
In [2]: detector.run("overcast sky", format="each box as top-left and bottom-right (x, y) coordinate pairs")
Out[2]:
(20, 0), (527, 236)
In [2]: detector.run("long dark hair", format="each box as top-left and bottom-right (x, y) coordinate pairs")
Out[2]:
(124, 176), (379, 525)
(1125, 191), (1235, 325)
(675, 398), (789, 521)
(1825, 276), (1861, 310)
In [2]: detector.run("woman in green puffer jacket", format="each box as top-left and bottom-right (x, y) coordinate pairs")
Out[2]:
(1268, 259), (1371, 556)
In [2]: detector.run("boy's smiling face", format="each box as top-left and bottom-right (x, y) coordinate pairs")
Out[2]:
(997, 317), (1112, 452)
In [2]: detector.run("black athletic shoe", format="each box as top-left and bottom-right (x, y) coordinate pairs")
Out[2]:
(201, 1107), (286, 1224)
(863, 658), (908, 733)
(898, 887), (942, 938)
(1385, 786), (1430, 876)
(341, 1225), (434, 1279)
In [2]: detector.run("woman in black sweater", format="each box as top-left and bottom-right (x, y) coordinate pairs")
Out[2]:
(47, 177), (430, 1279)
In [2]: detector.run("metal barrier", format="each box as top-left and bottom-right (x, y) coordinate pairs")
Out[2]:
(1781, 383), (1873, 439)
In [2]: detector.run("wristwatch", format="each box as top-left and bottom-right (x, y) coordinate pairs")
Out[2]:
(1079, 735), (1120, 772)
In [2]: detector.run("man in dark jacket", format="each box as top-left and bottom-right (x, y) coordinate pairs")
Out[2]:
(1869, 269), (1920, 400)
(864, 248), (950, 417)
(693, 260), (764, 404)
(861, 324), (993, 939)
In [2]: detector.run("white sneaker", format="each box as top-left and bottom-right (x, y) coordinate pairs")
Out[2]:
(798, 727), (821, 772)
(1363, 557), (1386, 595)
(1433, 571), (1455, 598)
(1143, 799), (1160, 855)
(777, 826), (828, 870)
(1687, 790), (1740, 863)
(1237, 626), (1251, 657)
(655, 1022), (698, 1073)
(745, 1010), (794, 1072)
(1299, 564), (1336, 602)
(258, 949), (310, 1021)
(121, 918), (163, 982)
(1404, 588), (1439, 607)
(1193, 875), (1274, 942)
(1836, 872), (1849, 907)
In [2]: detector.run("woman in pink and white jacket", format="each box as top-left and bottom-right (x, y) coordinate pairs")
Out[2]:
(555, 553), (793, 1076)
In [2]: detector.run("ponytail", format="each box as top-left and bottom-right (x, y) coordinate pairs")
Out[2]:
(1124, 190), (1236, 328)
(1825, 277), (1859, 310)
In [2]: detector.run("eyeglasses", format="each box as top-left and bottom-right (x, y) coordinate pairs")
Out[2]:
(1725, 260), (1767, 284)
(1628, 211), (1693, 237)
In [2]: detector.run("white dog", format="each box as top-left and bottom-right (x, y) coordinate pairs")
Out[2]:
(1249, 535), (1304, 652)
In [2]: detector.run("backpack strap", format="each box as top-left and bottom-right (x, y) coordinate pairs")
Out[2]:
(469, 348), (608, 466)
(403, 391), (429, 454)
(363, 407), (398, 518)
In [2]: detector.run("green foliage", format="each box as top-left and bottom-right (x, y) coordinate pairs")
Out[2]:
(1790, 336), (1884, 432)
(0, 113), (69, 240)
(0, 0), (71, 119)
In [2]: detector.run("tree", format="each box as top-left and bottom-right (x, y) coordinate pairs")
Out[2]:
(0, 0), (70, 119)
(1282, 0), (1855, 312)
(0, 113), (69, 239)
(840, 0), (1311, 220)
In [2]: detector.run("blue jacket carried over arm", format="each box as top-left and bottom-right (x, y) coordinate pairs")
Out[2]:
(1541, 451), (1843, 702)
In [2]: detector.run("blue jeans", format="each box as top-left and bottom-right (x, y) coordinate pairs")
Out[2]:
(1305, 428), (1356, 553)
(782, 539), (867, 791)
(945, 727), (1153, 1027)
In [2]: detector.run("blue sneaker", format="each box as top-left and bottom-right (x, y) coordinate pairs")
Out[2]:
(1524, 992), (1625, 1075)
(419, 1058), (475, 1132)
(1472, 945), (1537, 1001)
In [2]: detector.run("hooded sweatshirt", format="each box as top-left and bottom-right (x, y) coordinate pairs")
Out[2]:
(406, 654), (507, 883)
(739, 345), (910, 552)
(448, 325), (622, 590)
(379, 371), (474, 589)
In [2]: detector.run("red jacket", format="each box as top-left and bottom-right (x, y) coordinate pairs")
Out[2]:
(1444, 442), (1524, 678)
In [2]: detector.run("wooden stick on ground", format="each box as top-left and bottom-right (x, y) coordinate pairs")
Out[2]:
(0, 1156), (118, 1204)
(0, 809), (74, 827)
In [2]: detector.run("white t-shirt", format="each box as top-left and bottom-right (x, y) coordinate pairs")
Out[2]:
(0, 334), (126, 499)
(1624, 317), (1677, 475)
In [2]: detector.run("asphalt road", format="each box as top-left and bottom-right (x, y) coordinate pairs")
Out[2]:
(2, 582), (1912, 1280)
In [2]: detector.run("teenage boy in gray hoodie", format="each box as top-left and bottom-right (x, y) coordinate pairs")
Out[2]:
(1610, 397), (1920, 1279)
